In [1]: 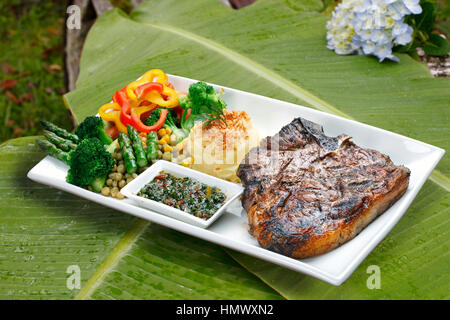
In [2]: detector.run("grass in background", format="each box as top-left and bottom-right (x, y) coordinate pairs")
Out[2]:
(0, 0), (73, 143)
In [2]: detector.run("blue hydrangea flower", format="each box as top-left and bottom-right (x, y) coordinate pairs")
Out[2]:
(326, 0), (421, 62)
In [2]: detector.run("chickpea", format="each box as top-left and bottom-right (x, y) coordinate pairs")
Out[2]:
(169, 134), (177, 146)
(162, 151), (172, 161)
(111, 164), (117, 172)
(126, 177), (134, 184)
(101, 187), (110, 196)
(112, 180), (118, 188)
(132, 173), (138, 179)
(117, 164), (125, 174)
(115, 173), (123, 181)
(111, 187), (119, 198)
(157, 150), (163, 159)
(116, 192), (125, 200)
(106, 178), (113, 187)
(118, 180), (126, 189)
(172, 146), (179, 157)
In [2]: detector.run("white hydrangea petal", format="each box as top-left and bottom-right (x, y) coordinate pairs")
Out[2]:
(403, 0), (422, 14)
(362, 41), (376, 54)
(371, 29), (388, 43)
(392, 21), (408, 36)
(374, 43), (392, 61)
(387, 54), (400, 62)
(395, 25), (413, 45)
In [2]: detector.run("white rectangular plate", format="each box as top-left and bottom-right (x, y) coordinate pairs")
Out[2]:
(27, 74), (445, 285)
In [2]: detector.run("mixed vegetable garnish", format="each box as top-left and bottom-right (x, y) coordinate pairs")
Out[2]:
(37, 68), (228, 200)
(137, 172), (227, 220)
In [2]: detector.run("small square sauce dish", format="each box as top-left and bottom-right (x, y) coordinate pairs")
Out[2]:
(120, 160), (244, 228)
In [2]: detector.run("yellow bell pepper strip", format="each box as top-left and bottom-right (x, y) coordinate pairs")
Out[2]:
(142, 85), (179, 108)
(131, 105), (156, 126)
(141, 69), (168, 85)
(126, 69), (168, 102)
(98, 102), (127, 133)
(98, 103), (120, 121)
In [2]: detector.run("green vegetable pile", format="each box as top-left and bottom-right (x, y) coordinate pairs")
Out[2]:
(145, 108), (188, 143)
(66, 138), (115, 192)
(179, 81), (227, 132)
(36, 81), (228, 195)
(75, 116), (113, 146)
(38, 119), (116, 193)
(145, 81), (227, 143)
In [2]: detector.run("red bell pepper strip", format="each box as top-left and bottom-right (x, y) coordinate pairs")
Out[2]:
(115, 91), (133, 126)
(131, 108), (168, 133)
(112, 86), (127, 103)
(135, 82), (164, 99)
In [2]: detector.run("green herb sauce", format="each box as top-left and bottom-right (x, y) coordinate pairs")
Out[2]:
(138, 171), (226, 220)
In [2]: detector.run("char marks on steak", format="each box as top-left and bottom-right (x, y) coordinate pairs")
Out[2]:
(237, 118), (410, 259)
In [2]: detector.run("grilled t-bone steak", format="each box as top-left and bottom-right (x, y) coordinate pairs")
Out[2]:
(237, 118), (410, 259)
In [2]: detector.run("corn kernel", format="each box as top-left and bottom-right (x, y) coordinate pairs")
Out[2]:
(165, 127), (172, 135)
(157, 128), (166, 137)
(180, 161), (189, 167)
(163, 144), (173, 153)
(159, 135), (171, 145)
(180, 157), (193, 167)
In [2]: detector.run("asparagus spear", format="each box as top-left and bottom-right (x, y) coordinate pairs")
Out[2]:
(40, 120), (79, 144)
(37, 139), (71, 165)
(118, 132), (138, 174)
(146, 131), (158, 162)
(126, 125), (148, 168)
(43, 130), (77, 152)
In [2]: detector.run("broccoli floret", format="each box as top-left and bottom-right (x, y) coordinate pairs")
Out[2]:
(145, 108), (188, 143)
(75, 116), (113, 145)
(145, 108), (163, 127)
(66, 137), (115, 192)
(178, 82), (226, 132)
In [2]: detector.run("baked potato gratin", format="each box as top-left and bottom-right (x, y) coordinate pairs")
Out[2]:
(177, 110), (260, 183)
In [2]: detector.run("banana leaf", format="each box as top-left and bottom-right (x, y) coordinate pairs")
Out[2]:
(64, 0), (449, 299)
(1, 0), (448, 299)
(0, 137), (280, 299)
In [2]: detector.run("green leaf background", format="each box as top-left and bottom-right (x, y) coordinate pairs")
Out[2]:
(1, 0), (448, 299)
